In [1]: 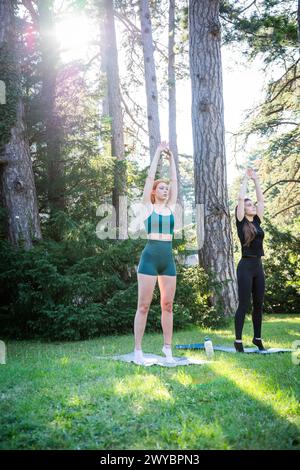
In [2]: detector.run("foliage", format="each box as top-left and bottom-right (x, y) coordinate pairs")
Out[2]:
(175, 264), (228, 328)
(220, 0), (298, 64)
(0, 231), (224, 340)
(262, 219), (300, 314)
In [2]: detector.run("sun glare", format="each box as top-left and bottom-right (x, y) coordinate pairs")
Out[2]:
(55, 15), (92, 53)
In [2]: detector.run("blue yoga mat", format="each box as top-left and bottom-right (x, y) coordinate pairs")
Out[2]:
(175, 343), (294, 354)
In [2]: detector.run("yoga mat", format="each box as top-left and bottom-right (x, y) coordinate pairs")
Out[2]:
(95, 352), (209, 367)
(175, 343), (294, 354)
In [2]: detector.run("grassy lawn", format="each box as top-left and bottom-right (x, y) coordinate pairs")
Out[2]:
(0, 314), (299, 450)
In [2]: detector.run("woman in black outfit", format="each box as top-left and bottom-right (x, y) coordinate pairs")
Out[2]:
(234, 167), (266, 353)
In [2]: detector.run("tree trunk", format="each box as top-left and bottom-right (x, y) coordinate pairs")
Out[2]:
(37, 0), (65, 218)
(102, 0), (127, 238)
(189, 0), (238, 315)
(168, 0), (183, 207)
(0, 0), (41, 249)
(298, 0), (300, 51)
(139, 0), (162, 175)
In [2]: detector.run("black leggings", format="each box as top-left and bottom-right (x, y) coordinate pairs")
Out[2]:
(234, 257), (265, 340)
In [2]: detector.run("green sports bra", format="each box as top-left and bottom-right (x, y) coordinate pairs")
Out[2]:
(144, 204), (175, 235)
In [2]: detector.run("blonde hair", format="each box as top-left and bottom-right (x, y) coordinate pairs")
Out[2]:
(151, 179), (170, 204)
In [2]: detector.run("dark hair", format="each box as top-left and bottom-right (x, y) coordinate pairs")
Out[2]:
(235, 198), (257, 247)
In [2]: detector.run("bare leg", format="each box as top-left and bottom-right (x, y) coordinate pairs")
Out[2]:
(134, 273), (157, 350)
(158, 275), (177, 357)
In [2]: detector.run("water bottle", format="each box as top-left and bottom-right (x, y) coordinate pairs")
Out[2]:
(204, 336), (214, 360)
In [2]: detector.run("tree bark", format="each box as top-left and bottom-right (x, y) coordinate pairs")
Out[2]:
(298, 0), (300, 51)
(102, 0), (127, 237)
(168, 0), (183, 206)
(189, 0), (238, 315)
(37, 0), (65, 218)
(139, 0), (162, 175)
(0, 0), (41, 249)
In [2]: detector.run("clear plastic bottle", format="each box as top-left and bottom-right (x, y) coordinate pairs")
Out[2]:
(204, 336), (214, 359)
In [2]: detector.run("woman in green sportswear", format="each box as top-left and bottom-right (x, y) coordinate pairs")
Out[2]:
(134, 141), (178, 365)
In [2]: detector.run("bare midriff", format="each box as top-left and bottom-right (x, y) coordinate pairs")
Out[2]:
(147, 233), (173, 241)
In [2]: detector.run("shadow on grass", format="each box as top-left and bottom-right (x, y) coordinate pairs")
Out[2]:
(1, 321), (300, 450)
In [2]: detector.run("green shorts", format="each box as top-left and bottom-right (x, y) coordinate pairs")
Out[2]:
(137, 240), (176, 276)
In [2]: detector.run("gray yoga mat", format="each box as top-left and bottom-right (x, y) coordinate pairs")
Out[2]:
(95, 352), (209, 367)
(175, 343), (294, 354)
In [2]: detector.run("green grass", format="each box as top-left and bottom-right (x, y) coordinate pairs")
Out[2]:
(0, 314), (299, 450)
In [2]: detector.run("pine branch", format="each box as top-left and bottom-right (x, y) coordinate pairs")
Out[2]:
(272, 202), (300, 217)
(268, 75), (300, 104)
(263, 179), (300, 194)
(120, 94), (148, 136)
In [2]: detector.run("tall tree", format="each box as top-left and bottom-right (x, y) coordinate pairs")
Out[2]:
(139, 0), (162, 173)
(168, 0), (183, 206)
(189, 0), (237, 315)
(22, 0), (66, 239)
(297, 0), (300, 47)
(0, 0), (41, 249)
(101, 0), (127, 237)
(113, 1), (186, 194)
(37, 0), (65, 219)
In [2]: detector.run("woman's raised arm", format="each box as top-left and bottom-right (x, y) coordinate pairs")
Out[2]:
(251, 170), (264, 221)
(236, 170), (249, 221)
(142, 141), (168, 204)
(166, 150), (178, 208)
